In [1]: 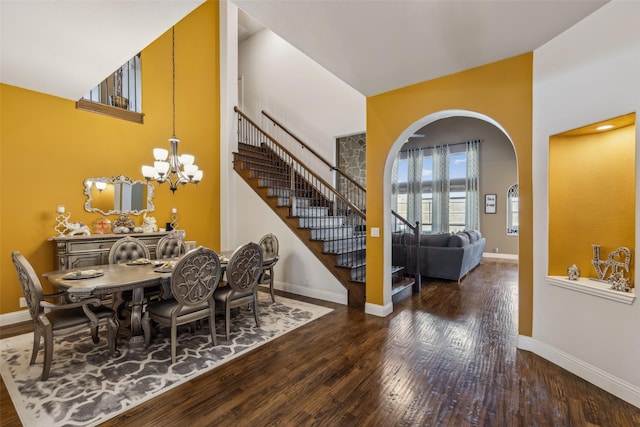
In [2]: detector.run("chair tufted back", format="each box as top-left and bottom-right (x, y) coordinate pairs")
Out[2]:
(258, 233), (279, 257)
(108, 236), (150, 264)
(156, 233), (186, 259)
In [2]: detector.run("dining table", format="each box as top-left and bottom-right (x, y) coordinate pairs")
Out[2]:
(43, 261), (172, 348)
(43, 250), (277, 348)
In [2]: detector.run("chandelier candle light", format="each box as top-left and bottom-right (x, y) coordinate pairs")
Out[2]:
(142, 27), (203, 193)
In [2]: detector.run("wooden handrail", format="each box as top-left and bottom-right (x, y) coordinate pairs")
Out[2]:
(235, 106), (366, 220)
(391, 210), (418, 232)
(262, 110), (367, 193)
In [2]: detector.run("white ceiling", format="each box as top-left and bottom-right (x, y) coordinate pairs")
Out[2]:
(0, 0), (608, 101)
(234, 0), (609, 96)
(0, 0), (205, 100)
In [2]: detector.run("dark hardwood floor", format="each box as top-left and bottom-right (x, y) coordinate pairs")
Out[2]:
(2, 259), (640, 426)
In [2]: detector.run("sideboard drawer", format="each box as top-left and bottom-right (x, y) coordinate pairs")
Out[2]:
(50, 232), (171, 270)
(67, 240), (116, 252)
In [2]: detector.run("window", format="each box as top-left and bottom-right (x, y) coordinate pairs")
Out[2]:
(76, 54), (144, 124)
(507, 183), (519, 235)
(393, 144), (476, 233)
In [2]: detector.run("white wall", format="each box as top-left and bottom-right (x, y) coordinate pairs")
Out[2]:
(239, 29), (366, 183)
(233, 25), (365, 304)
(531, 0), (640, 407)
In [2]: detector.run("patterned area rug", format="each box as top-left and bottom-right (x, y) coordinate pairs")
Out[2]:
(0, 292), (332, 426)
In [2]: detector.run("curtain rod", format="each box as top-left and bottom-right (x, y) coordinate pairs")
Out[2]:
(401, 139), (483, 152)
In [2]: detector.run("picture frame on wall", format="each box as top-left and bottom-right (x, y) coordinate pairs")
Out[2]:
(485, 194), (497, 214)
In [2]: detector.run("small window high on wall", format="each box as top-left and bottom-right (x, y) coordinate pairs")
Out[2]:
(507, 183), (518, 236)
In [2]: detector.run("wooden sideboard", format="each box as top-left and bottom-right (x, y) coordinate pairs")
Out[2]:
(49, 232), (170, 270)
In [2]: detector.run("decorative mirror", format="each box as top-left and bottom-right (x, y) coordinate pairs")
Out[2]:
(84, 175), (154, 216)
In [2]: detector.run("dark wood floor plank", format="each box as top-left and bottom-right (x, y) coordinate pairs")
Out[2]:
(2, 259), (640, 426)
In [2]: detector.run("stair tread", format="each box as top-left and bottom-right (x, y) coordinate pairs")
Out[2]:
(392, 277), (415, 295)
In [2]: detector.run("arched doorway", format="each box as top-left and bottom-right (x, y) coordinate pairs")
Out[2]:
(382, 109), (518, 306)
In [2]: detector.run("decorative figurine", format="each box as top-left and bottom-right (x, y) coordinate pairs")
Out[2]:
(113, 214), (135, 233)
(141, 213), (158, 233)
(66, 222), (91, 236)
(591, 244), (632, 292)
(567, 264), (580, 280)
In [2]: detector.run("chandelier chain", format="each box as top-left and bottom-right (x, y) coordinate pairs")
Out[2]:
(172, 26), (176, 138)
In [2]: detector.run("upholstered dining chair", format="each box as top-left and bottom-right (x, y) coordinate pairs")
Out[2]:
(109, 236), (155, 319)
(108, 236), (150, 264)
(142, 246), (222, 364)
(11, 251), (119, 380)
(155, 231), (186, 259)
(258, 233), (279, 302)
(213, 242), (263, 341)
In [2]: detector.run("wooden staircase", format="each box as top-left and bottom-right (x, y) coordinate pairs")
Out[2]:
(233, 142), (367, 308)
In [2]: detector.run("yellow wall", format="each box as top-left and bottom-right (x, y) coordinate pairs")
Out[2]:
(0, 2), (220, 314)
(366, 53), (534, 335)
(549, 125), (635, 282)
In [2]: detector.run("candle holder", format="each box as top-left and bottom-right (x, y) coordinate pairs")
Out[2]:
(54, 207), (71, 236)
(170, 209), (179, 230)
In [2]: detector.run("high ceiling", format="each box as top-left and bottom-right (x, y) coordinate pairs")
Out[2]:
(0, 0), (608, 101)
(0, 0), (205, 100)
(234, 0), (609, 96)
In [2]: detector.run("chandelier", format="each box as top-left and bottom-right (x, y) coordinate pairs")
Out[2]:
(142, 27), (202, 193)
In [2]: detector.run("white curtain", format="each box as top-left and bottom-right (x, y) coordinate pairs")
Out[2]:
(465, 140), (480, 230)
(406, 148), (423, 225)
(432, 145), (450, 233)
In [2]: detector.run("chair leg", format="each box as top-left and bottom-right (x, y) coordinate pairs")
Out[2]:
(268, 267), (276, 302)
(91, 324), (99, 344)
(253, 293), (260, 328)
(269, 277), (275, 303)
(30, 329), (41, 365)
(225, 303), (231, 341)
(208, 307), (217, 347)
(171, 323), (177, 364)
(42, 324), (53, 381)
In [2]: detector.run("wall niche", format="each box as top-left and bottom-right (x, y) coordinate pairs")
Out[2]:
(548, 112), (636, 288)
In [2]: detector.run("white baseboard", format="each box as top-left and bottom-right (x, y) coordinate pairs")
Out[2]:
(268, 281), (348, 305)
(518, 335), (640, 409)
(365, 301), (393, 317)
(483, 252), (518, 260)
(0, 310), (30, 327)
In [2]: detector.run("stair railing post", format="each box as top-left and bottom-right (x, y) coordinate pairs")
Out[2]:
(289, 159), (296, 216)
(413, 221), (421, 294)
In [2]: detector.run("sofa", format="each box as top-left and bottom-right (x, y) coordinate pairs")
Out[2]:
(391, 230), (486, 282)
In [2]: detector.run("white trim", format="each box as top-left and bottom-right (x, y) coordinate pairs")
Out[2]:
(364, 301), (393, 317)
(519, 335), (640, 409)
(0, 310), (30, 327)
(547, 276), (635, 305)
(270, 281), (347, 305)
(482, 252), (518, 260)
(516, 334), (535, 352)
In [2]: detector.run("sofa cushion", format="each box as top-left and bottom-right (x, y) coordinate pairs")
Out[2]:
(461, 230), (479, 242)
(420, 233), (450, 247)
(448, 233), (470, 247)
